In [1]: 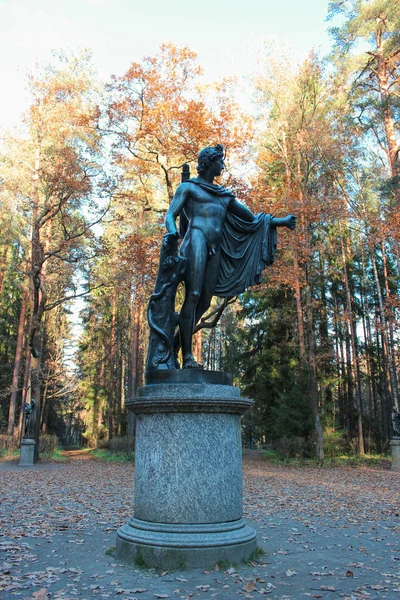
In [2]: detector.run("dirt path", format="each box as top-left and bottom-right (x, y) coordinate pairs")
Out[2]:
(61, 449), (95, 461)
(1, 454), (399, 599)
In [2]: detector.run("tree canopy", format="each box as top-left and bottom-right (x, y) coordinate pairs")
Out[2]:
(1, 2), (399, 462)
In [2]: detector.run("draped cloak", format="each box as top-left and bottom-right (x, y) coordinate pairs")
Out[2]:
(182, 179), (277, 298)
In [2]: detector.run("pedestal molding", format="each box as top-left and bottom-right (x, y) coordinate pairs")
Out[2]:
(118, 517), (256, 549)
(127, 397), (253, 415)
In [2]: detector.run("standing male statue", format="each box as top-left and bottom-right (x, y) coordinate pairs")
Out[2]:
(155, 143), (295, 369)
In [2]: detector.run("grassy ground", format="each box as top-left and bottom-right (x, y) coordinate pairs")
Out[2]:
(87, 448), (134, 463)
(0, 445), (134, 463)
(0, 448), (19, 460)
(262, 449), (391, 469)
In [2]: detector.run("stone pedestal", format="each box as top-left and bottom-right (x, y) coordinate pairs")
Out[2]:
(18, 439), (35, 466)
(390, 438), (400, 472)
(116, 374), (257, 568)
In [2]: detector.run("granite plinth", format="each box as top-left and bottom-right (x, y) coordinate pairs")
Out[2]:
(116, 518), (256, 569)
(145, 369), (232, 386)
(116, 377), (257, 568)
(18, 439), (35, 466)
(390, 438), (400, 472)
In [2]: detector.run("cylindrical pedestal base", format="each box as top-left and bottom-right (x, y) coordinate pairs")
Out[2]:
(390, 438), (400, 472)
(117, 517), (256, 569)
(18, 439), (35, 466)
(116, 377), (257, 568)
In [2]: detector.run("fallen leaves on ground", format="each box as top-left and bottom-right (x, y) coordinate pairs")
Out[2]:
(0, 451), (399, 599)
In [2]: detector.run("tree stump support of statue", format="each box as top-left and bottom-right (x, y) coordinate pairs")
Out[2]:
(116, 372), (257, 568)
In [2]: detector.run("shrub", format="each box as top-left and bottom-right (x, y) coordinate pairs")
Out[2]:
(272, 437), (294, 462)
(323, 428), (346, 460)
(108, 436), (134, 458)
(39, 434), (59, 457)
(97, 438), (109, 450)
(0, 435), (19, 457)
(271, 436), (316, 461)
(0, 434), (19, 451)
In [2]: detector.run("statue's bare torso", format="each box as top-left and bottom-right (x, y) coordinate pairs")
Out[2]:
(181, 181), (231, 249)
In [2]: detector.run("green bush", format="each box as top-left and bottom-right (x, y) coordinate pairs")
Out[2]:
(108, 436), (134, 458)
(0, 434), (18, 451)
(0, 435), (19, 457)
(89, 436), (135, 462)
(39, 434), (59, 457)
(272, 437), (314, 461)
(97, 438), (109, 450)
(323, 428), (346, 460)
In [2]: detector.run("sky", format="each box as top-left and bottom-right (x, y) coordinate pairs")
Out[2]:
(1, 0), (333, 129)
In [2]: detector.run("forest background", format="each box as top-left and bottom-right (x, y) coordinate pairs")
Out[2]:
(0, 0), (399, 463)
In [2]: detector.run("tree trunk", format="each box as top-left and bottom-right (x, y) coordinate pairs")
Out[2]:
(29, 146), (45, 462)
(375, 32), (400, 203)
(40, 380), (49, 433)
(108, 289), (116, 439)
(128, 284), (142, 437)
(7, 282), (29, 437)
(193, 331), (203, 365)
(293, 255), (306, 360)
(303, 274), (324, 463)
(0, 245), (9, 296)
(372, 253), (395, 420)
(119, 354), (125, 437)
(18, 351), (31, 442)
(340, 229), (364, 455)
(381, 241), (399, 410)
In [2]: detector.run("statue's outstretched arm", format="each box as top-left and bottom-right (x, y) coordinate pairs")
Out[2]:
(165, 184), (189, 236)
(271, 215), (296, 230)
(229, 199), (255, 222)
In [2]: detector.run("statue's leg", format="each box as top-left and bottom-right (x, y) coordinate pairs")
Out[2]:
(194, 248), (221, 325)
(179, 230), (208, 367)
(173, 330), (181, 368)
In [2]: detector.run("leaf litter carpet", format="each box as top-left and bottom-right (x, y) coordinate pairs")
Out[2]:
(0, 451), (399, 600)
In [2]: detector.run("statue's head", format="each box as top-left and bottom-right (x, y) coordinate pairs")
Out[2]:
(197, 144), (225, 175)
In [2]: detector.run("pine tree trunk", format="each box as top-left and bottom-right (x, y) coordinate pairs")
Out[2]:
(381, 241), (399, 410)
(372, 253), (395, 427)
(7, 283), (29, 437)
(375, 32), (400, 203)
(304, 276), (324, 463)
(40, 381), (49, 433)
(18, 351), (31, 442)
(128, 284), (142, 437)
(360, 237), (376, 429)
(0, 246), (9, 296)
(193, 331), (203, 365)
(340, 230), (364, 455)
(293, 255), (306, 360)
(108, 290), (116, 439)
(119, 354), (125, 437)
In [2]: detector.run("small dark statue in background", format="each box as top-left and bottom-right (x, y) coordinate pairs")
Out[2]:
(23, 400), (35, 438)
(146, 144), (296, 372)
(392, 409), (400, 438)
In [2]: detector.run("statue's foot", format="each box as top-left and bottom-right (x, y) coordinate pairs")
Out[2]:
(182, 356), (204, 369)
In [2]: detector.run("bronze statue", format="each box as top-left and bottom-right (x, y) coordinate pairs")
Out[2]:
(146, 144), (296, 371)
(23, 399), (35, 438)
(392, 409), (400, 437)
